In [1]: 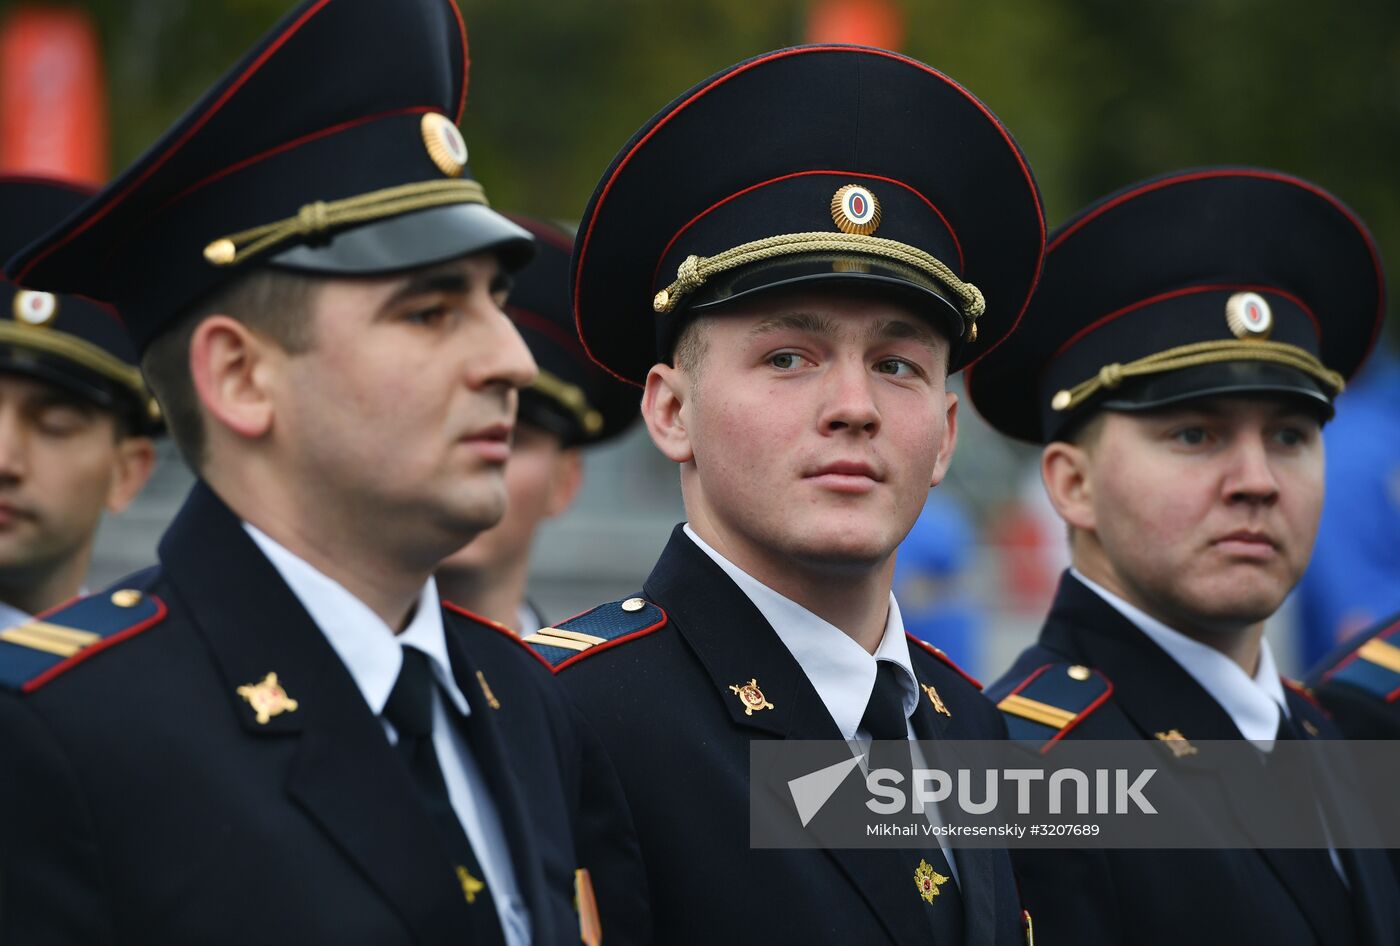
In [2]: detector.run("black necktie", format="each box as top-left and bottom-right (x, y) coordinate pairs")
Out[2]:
(861, 660), (966, 940)
(383, 645), (507, 946)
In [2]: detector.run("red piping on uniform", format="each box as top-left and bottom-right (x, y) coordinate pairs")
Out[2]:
(552, 607), (669, 674)
(1320, 617), (1400, 703)
(21, 597), (168, 693)
(1041, 670), (1113, 754)
(445, 0), (469, 121)
(1005, 662), (1053, 698)
(13, 0), (337, 282)
(508, 306), (580, 352)
(506, 217), (573, 255)
(1048, 168), (1386, 364)
(158, 106), (435, 214)
(906, 632), (981, 690)
(572, 44), (1045, 384)
(1051, 283), (1321, 362)
(652, 169), (966, 288)
(1281, 677), (1329, 717)
(443, 600), (553, 672)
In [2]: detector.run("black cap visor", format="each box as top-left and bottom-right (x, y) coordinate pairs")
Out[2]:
(1097, 361), (1334, 419)
(0, 346), (156, 432)
(681, 252), (965, 347)
(268, 202), (535, 277)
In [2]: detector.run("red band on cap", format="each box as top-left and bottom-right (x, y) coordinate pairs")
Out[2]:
(572, 44), (1045, 383)
(651, 169), (966, 289)
(1050, 283), (1321, 362)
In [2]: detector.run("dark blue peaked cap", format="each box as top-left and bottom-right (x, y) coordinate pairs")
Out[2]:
(503, 215), (639, 446)
(0, 176), (160, 434)
(571, 44), (1047, 386)
(6, 0), (532, 355)
(967, 168), (1386, 444)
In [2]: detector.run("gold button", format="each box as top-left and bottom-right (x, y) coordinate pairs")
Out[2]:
(1067, 664), (1091, 681)
(1051, 390), (1072, 412)
(110, 589), (142, 608)
(653, 290), (670, 312)
(965, 322), (978, 343)
(204, 238), (236, 266)
(621, 597), (646, 613)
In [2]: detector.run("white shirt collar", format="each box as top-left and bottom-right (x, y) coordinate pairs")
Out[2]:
(0, 599), (30, 630)
(1071, 568), (1287, 741)
(684, 524), (918, 740)
(244, 523), (470, 718)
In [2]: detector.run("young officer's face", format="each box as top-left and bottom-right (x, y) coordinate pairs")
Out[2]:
(1070, 397), (1325, 632)
(276, 252), (537, 555)
(660, 290), (957, 573)
(0, 374), (150, 587)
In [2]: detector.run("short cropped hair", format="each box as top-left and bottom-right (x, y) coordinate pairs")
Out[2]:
(141, 267), (318, 469)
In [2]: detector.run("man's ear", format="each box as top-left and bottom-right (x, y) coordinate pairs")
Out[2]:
(642, 362), (694, 464)
(1041, 439), (1097, 532)
(929, 390), (959, 488)
(105, 435), (157, 514)
(188, 315), (276, 441)
(545, 447), (584, 518)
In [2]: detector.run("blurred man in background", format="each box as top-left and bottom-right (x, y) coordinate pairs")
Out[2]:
(0, 176), (158, 625)
(437, 215), (638, 633)
(970, 167), (1400, 946)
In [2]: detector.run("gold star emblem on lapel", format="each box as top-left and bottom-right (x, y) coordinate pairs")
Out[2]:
(456, 865), (486, 904)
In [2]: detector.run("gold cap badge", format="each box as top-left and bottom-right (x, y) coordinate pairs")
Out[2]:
(422, 112), (468, 178)
(13, 290), (56, 327)
(915, 858), (949, 903)
(236, 671), (299, 725)
(831, 184), (881, 236)
(729, 678), (774, 715)
(1225, 291), (1272, 339)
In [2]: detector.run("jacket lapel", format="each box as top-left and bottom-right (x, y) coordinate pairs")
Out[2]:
(644, 527), (955, 945)
(1043, 575), (1348, 946)
(442, 628), (551, 942)
(159, 483), (470, 946)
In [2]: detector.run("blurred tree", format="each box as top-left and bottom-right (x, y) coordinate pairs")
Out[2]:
(9, 0), (1396, 348)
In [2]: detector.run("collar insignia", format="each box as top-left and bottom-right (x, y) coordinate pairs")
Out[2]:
(729, 678), (774, 716)
(236, 672), (299, 725)
(1154, 728), (1198, 758)
(921, 682), (952, 717)
(915, 858), (949, 903)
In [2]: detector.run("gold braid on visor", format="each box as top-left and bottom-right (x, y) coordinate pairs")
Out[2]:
(203, 179), (489, 267)
(651, 232), (986, 341)
(0, 321), (160, 422)
(532, 368), (604, 436)
(1050, 339), (1345, 413)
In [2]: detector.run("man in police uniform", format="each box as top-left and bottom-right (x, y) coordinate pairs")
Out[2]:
(0, 177), (159, 624)
(437, 216), (638, 633)
(967, 168), (1400, 945)
(0, 2), (637, 943)
(526, 46), (1045, 944)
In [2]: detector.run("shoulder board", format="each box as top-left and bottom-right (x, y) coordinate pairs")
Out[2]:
(995, 662), (1113, 751)
(441, 601), (554, 672)
(522, 596), (667, 672)
(905, 633), (982, 690)
(1281, 677), (1328, 714)
(1318, 617), (1400, 704)
(0, 586), (166, 694)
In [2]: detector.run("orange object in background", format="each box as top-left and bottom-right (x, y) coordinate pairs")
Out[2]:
(0, 6), (107, 185)
(806, 0), (905, 50)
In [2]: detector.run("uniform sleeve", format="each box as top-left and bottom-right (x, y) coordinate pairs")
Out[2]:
(0, 693), (116, 945)
(565, 694), (654, 946)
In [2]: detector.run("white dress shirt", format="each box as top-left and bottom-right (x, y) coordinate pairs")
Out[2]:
(245, 524), (531, 945)
(1072, 569), (1288, 743)
(685, 525), (960, 881)
(0, 600), (31, 630)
